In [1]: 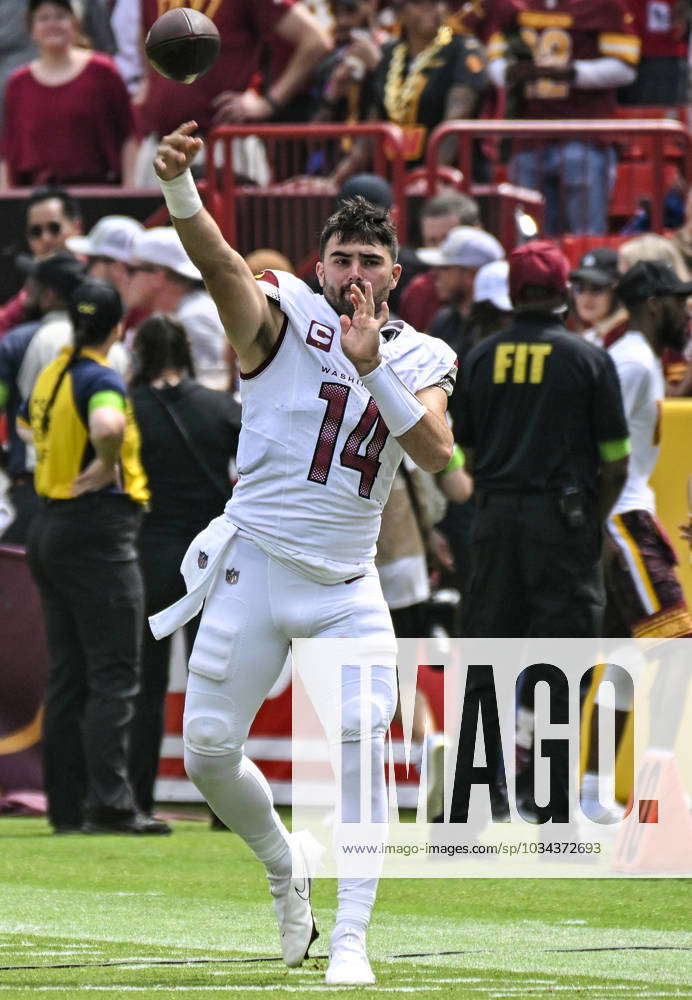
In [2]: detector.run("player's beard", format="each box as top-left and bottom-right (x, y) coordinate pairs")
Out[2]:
(323, 278), (389, 318)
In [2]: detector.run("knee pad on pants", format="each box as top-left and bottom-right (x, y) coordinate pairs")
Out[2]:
(340, 672), (396, 742)
(184, 710), (236, 757)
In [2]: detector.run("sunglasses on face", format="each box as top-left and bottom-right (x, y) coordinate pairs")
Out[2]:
(27, 221), (63, 240)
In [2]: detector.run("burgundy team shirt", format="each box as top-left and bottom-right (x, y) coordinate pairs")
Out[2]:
(2, 53), (134, 185)
(139, 0), (294, 137)
(487, 0), (641, 119)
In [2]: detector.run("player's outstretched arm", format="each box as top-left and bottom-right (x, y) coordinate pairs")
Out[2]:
(341, 282), (453, 473)
(154, 122), (282, 373)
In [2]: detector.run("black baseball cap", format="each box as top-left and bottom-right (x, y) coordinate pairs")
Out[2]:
(338, 174), (393, 210)
(569, 247), (619, 287)
(18, 250), (86, 298)
(69, 279), (123, 335)
(616, 260), (692, 306)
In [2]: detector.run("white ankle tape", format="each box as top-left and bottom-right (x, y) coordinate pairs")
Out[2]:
(158, 169), (203, 219)
(360, 360), (426, 437)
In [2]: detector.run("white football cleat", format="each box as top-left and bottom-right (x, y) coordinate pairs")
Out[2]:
(268, 831), (321, 968)
(325, 928), (375, 986)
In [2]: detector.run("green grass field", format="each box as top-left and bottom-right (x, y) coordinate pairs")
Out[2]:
(1, 812), (690, 999)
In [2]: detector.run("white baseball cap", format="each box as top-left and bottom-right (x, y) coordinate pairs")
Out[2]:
(67, 215), (144, 263)
(473, 259), (512, 311)
(417, 226), (505, 269)
(129, 227), (202, 281)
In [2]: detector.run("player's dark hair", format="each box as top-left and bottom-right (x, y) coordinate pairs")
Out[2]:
(319, 196), (398, 261)
(25, 185), (81, 223)
(130, 314), (196, 387)
(40, 279), (123, 435)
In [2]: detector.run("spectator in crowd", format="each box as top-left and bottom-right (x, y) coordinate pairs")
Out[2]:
(16, 251), (129, 406)
(379, 445), (471, 822)
(110, 0), (143, 95)
(245, 249), (296, 277)
(618, 232), (691, 393)
(672, 184), (692, 275)
(465, 258), (513, 342)
(312, 0), (384, 124)
(568, 248), (628, 346)
(418, 225), (505, 364)
(0, 186), (82, 336)
(619, 232), (690, 280)
(125, 227), (228, 388)
(3, 252), (88, 541)
(66, 213), (146, 353)
(66, 214), (144, 297)
(580, 260), (692, 822)
(434, 258), (513, 602)
(135, 0), (330, 181)
(619, 0), (689, 107)
(455, 240), (629, 828)
(0, 0), (136, 187)
(0, 0), (37, 133)
(0, 280), (46, 544)
(399, 191), (482, 332)
(19, 278), (168, 835)
(332, 0), (487, 183)
(486, 0), (641, 234)
(128, 314), (241, 823)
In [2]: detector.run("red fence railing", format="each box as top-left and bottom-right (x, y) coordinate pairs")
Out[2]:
(425, 120), (691, 233)
(206, 123), (409, 262)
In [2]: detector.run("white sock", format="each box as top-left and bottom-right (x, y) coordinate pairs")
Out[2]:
(334, 734), (387, 940)
(333, 880), (374, 940)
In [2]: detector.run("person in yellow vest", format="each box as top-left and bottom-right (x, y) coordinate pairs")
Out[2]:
(18, 278), (169, 836)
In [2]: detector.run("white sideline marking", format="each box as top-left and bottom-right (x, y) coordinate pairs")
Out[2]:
(0, 988), (439, 993)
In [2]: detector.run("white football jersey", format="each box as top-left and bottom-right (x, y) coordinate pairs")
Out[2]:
(608, 330), (664, 516)
(225, 269), (457, 582)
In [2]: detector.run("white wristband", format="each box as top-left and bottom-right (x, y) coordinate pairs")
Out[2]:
(158, 169), (203, 219)
(360, 360), (426, 437)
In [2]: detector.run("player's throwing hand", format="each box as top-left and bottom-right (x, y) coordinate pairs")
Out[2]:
(340, 281), (388, 376)
(154, 121), (204, 181)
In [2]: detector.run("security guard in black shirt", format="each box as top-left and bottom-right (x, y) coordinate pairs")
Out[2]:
(454, 240), (630, 824)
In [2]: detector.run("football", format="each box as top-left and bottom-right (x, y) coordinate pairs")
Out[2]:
(145, 8), (220, 85)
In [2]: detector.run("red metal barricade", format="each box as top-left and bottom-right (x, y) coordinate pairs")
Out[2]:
(206, 123), (409, 270)
(425, 120), (691, 234)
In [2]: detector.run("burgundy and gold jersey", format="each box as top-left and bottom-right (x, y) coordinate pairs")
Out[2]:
(487, 0), (640, 119)
(139, 0), (294, 137)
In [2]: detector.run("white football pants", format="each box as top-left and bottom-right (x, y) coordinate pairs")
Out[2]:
(182, 535), (398, 934)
